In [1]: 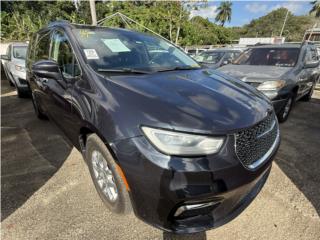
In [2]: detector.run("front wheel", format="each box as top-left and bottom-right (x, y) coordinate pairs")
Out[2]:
(301, 84), (315, 102)
(86, 134), (132, 214)
(277, 95), (294, 123)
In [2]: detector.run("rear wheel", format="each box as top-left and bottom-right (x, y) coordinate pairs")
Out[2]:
(277, 95), (294, 123)
(301, 84), (315, 102)
(86, 134), (132, 214)
(31, 92), (47, 119)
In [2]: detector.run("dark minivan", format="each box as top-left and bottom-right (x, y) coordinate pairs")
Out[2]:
(27, 21), (280, 234)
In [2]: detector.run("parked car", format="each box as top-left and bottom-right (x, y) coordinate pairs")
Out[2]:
(218, 43), (320, 122)
(194, 49), (243, 69)
(27, 21), (280, 234)
(186, 48), (207, 58)
(1, 42), (29, 97)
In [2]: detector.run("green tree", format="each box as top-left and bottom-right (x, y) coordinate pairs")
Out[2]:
(310, 1), (320, 17)
(238, 8), (317, 41)
(215, 1), (232, 27)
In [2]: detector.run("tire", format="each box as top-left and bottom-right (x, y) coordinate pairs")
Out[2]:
(17, 88), (29, 98)
(9, 80), (14, 87)
(31, 92), (47, 119)
(277, 95), (294, 123)
(301, 84), (315, 102)
(86, 134), (132, 214)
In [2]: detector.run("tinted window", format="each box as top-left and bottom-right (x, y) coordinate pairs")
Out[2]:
(305, 47), (318, 62)
(234, 48), (299, 67)
(50, 31), (80, 77)
(73, 28), (199, 72)
(13, 46), (27, 59)
(35, 31), (51, 61)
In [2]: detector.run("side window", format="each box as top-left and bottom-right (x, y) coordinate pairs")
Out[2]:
(305, 47), (318, 62)
(50, 31), (80, 78)
(35, 31), (51, 62)
(26, 34), (37, 69)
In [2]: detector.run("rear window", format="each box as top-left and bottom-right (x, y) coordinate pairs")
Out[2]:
(234, 48), (299, 67)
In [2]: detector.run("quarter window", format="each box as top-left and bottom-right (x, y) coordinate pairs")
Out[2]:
(35, 31), (51, 61)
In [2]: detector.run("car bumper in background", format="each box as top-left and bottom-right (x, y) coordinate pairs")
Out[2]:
(112, 134), (278, 234)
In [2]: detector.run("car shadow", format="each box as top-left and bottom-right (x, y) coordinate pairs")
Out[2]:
(275, 97), (320, 216)
(1, 79), (73, 221)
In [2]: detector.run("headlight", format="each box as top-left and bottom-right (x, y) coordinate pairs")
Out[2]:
(257, 80), (286, 91)
(15, 65), (25, 72)
(141, 126), (224, 156)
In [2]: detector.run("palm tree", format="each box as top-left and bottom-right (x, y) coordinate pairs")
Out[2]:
(215, 1), (232, 27)
(310, 1), (320, 17)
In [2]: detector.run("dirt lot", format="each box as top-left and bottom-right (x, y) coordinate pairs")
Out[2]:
(1, 76), (320, 240)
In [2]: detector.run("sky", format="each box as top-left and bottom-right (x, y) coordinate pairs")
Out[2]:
(189, 1), (313, 27)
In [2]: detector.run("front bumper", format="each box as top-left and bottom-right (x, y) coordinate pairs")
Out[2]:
(11, 71), (28, 88)
(112, 134), (278, 234)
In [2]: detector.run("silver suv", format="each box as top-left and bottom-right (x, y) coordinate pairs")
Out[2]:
(1, 42), (29, 97)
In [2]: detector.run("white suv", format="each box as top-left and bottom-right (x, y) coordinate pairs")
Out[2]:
(1, 42), (29, 97)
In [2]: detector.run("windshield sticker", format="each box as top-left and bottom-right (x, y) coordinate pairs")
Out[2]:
(102, 39), (131, 53)
(83, 49), (99, 60)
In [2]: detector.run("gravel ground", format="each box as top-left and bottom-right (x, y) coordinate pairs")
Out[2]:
(1, 77), (320, 240)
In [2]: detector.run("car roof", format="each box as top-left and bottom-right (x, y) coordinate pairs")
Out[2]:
(251, 44), (300, 49)
(205, 49), (241, 53)
(45, 20), (155, 38)
(10, 42), (28, 47)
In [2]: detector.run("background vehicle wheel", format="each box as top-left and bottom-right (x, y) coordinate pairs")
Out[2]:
(31, 93), (47, 119)
(17, 88), (29, 98)
(301, 84), (315, 102)
(86, 134), (132, 214)
(277, 95), (294, 123)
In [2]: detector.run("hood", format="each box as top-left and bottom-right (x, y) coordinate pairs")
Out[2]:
(12, 58), (26, 67)
(218, 65), (290, 83)
(99, 69), (273, 136)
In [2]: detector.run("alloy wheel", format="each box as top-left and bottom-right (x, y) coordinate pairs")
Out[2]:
(91, 150), (118, 202)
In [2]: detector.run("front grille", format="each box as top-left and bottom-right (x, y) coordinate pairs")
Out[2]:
(235, 112), (278, 169)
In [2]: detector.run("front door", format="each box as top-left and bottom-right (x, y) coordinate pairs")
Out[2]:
(46, 30), (81, 141)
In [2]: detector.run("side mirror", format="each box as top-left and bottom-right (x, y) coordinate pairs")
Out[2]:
(304, 60), (319, 69)
(32, 60), (62, 80)
(0, 54), (10, 61)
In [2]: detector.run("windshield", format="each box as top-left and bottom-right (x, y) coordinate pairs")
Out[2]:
(234, 47), (299, 67)
(13, 46), (27, 60)
(73, 28), (200, 72)
(194, 51), (224, 64)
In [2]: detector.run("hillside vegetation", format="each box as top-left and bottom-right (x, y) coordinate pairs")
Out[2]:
(0, 1), (317, 45)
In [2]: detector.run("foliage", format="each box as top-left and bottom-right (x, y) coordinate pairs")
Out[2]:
(310, 1), (320, 17)
(0, 1), (317, 46)
(215, 1), (232, 27)
(236, 8), (317, 42)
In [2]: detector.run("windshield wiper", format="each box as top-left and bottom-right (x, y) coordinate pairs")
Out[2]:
(156, 66), (201, 72)
(97, 68), (151, 74)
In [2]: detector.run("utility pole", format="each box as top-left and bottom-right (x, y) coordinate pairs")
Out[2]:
(280, 9), (289, 37)
(89, 0), (97, 26)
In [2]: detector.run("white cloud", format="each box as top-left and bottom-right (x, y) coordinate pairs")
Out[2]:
(270, 2), (304, 14)
(245, 3), (268, 14)
(189, 5), (218, 19)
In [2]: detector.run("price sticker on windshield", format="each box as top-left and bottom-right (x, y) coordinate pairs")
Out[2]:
(83, 49), (99, 60)
(102, 39), (131, 53)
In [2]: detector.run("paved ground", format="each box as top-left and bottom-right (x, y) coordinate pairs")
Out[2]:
(1, 76), (320, 240)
